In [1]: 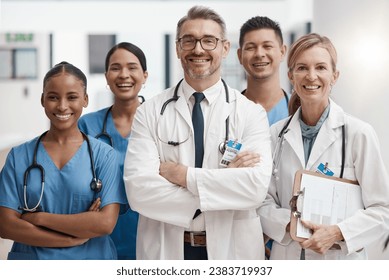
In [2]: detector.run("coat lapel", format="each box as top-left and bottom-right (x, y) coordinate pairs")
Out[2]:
(174, 94), (193, 134)
(284, 111), (305, 168)
(202, 89), (234, 168)
(306, 100), (345, 170)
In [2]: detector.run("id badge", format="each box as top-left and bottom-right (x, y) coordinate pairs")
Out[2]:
(316, 162), (334, 176)
(220, 140), (242, 167)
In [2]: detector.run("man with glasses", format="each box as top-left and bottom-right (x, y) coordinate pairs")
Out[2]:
(123, 5), (272, 260)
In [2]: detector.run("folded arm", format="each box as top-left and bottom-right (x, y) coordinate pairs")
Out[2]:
(20, 203), (119, 239)
(0, 206), (88, 247)
(159, 151), (261, 188)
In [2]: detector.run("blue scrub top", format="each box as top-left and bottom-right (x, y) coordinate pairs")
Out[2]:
(267, 93), (290, 126)
(78, 107), (138, 260)
(0, 136), (127, 260)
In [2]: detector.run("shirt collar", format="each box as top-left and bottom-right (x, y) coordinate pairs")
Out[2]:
(181, 79), (223, 105)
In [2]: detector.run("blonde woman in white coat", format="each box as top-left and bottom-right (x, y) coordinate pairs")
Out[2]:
(258, 33), (389, 260)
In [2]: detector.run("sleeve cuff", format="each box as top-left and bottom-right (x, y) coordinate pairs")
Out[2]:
(186, 167), (199, 196)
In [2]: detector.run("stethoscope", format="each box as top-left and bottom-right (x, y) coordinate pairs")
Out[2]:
(272, 112), (346, 180)
(20, 131), (102, 213)
(95, 95), (145, 148)
(156, 79), (230, 154)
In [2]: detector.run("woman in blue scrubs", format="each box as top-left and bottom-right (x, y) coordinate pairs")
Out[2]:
(78, 42), (148, 259)
(0, 62), (127, 259)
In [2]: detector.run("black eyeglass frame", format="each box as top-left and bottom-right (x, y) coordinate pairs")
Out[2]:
(177, 36), (226, 51)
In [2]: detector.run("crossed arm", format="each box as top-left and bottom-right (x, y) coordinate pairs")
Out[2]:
(0, 199), (119, 248)
(159, 150), (261, 187)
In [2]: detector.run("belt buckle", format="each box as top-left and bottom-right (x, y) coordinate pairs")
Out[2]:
(190, 231), (206, 247)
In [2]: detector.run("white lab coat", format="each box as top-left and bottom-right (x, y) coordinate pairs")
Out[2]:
(259, 100), (389, 259)
(124, 80), (272, 259)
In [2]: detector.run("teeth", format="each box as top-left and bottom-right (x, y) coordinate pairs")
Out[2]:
(305, 85), (320, 90)
(117, 83), (133, 87)
(55, 114), (71, 120)
(192, 59), (208, 63)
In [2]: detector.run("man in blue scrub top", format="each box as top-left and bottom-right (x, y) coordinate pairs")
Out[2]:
(79, 42), (148, 259)
(237, 16), (290, 126)
(237, 16), (290, 259)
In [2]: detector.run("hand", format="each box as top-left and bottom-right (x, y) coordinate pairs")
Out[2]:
(299, 220), (344, 254)
(89, 197), (101, 212)
(159, 161), (188, 187)
(228, 151), (260, 168)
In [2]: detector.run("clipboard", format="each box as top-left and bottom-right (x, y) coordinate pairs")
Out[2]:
(289, 170), (363, 242)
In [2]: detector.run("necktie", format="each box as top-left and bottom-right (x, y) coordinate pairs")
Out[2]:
(192, 92), (205, 168)
(192, 92), (205, 219)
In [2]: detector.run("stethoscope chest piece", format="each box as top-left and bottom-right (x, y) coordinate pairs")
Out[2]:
(218, 140), (228, 154)
(90, 178), (103, 193)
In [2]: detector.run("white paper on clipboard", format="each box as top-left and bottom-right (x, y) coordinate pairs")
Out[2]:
(295, 171), (364, 239)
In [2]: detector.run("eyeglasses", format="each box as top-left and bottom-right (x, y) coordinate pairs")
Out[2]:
(177, 36), (225, 51)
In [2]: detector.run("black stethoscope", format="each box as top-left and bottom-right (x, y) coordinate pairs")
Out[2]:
(156, 79), (230, 154)
(95, 96), (145, 148)
(20, 131), (102, 213)
(272, 111), (346, 180)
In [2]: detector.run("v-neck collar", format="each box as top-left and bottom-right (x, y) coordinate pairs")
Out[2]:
(39, 140), (87, 171)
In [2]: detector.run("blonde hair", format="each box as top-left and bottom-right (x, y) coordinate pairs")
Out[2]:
(287, 33), (337, 73)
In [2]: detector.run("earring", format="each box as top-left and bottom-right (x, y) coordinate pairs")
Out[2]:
(142, 83), (146, 89)
(105, 84), (111, 91)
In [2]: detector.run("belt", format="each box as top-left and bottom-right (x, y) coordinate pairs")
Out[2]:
(184, 231), (206, 247)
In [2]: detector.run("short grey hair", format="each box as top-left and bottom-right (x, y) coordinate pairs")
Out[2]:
(176, 6), (227, 40)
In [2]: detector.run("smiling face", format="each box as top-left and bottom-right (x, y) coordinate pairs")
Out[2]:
(176, 18), (230, 88)
(42, 72), (88, 132)
(105, 48), (148, 102)
(288, 46), (339, 108)
(238, 28), (286, 81)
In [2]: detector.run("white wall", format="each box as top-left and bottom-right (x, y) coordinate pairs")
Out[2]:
(313, 0), (389, 171)
(313, 0), (389, 259)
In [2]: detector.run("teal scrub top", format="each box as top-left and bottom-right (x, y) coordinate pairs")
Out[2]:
(267, 93), (290, 126)
(78, 107), (138, 260)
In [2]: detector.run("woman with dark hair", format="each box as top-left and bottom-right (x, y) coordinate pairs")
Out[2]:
(0, 62), (126, 259)
(78, 42), (148, 260)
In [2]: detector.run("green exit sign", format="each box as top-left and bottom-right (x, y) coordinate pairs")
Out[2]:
(6, 33), (34, 42)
